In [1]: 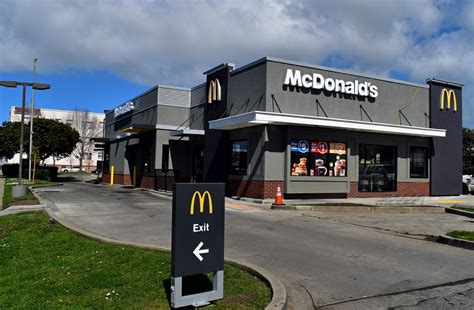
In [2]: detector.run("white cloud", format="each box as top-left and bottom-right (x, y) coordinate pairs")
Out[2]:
(0, 0), (472, 125)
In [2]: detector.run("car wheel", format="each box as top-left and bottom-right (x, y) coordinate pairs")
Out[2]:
(63, 169), (68, 174)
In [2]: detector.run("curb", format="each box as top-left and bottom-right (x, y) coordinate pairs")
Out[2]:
(293, 205), (444, 213)
(35, 190), (287, 310)
(445, 207), (474, 219)
(0, 204), (44, 216)
(438, 234), (474, 250)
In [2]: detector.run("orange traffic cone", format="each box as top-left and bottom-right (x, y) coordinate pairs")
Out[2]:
(272, 186), (285, 208)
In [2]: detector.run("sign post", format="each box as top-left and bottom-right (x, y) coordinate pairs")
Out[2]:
(171, 183), (225, 308)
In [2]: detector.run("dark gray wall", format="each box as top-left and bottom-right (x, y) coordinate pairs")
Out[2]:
(228, 63), (266, 116)
(189, 84), (206, 130)
(266, 60), (429, 127)
(428, 81), (462, 196)
(105, 87), (158, 138)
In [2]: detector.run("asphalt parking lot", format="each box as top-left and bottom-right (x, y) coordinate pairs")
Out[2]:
(36, 179), (474, 309)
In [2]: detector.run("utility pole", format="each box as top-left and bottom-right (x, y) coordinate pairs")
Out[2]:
(28, 58), (38, 181)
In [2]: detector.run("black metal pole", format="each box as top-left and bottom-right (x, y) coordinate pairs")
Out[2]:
(19, 83), (26, 185)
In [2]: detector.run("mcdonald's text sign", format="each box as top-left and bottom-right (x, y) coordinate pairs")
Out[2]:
(172, 183), (225, 277)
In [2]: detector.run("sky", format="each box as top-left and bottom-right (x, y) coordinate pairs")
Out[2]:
(0, 0), (473, 126)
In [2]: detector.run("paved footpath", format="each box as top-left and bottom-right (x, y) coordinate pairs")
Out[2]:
(35, 180), (474, 309)
(0, 176), (4, 210)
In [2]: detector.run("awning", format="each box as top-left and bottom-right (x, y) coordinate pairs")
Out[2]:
(208, 111), (446, 138)
(170, 128), (205, 137)
(90, 137), (110, 143)
(119, 124), (154, 133)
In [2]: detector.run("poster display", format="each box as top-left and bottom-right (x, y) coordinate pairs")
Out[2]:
(291, 140), (347, 177)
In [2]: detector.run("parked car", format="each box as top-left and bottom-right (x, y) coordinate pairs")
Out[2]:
(61, 166), (84, 174)
(463, 175), (473, 194)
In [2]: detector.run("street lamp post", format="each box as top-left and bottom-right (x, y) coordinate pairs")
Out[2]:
(81, 121), (93, 172)
(0, 80), (50, 196)
(28, 58), (38, 181)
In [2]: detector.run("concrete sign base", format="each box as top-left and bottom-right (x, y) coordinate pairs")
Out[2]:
(171, 270), (224, 308)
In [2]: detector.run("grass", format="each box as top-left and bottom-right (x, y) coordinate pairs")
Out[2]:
(446, 231), (474, 241)
(451, 206), (474, 213)
(2, 178), (55, 210)
(0, 212), (271, 309)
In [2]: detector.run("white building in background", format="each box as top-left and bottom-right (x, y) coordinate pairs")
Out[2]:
(9, 107), (105, 173)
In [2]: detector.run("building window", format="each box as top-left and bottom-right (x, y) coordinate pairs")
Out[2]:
(230, 140), (248, 175)
(410, 147), (428, 178)
(359, 144), (397, 192)
(290, 139), (347, 176)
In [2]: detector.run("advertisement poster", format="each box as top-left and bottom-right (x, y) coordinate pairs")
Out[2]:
(329, 142), (347, 155)
(311, 141), (328, 154)
(291, 140), (310, 153)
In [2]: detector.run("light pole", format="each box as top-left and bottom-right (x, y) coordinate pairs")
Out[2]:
(0, 80), (50, 196)
(80, 121), (93, 172)
(28, 58), (38, 181)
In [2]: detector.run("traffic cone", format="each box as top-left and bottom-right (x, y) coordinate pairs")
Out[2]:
(273, 186), (284, 206)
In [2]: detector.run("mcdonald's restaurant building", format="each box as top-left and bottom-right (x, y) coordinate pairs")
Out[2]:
(102, 57), (463, 200)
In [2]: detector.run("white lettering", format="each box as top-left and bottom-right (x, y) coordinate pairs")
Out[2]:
(114, 101), (135, 118)
(345, 81), (355, 94)
(302, 74), (312, 88)
(325, 78), (335, 91)
(283, 68), (379, 98)
(283, 69), (302, 87)
(359, 82), (369, 97)
(312, 73), (324, 89)
(335, 79), (345, 93)
(193, 223), (210, 233)
(369, 85), (379, 98)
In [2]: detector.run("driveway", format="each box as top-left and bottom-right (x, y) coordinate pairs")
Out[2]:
(36, 179), (474, 309)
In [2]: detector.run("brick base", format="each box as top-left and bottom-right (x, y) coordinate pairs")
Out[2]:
(348, 182), (429, 198)
(102, 173), (191, 191)
(227, 179), (284, 199)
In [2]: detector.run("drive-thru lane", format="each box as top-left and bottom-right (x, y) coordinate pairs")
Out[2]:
(36, 180), (474, 309)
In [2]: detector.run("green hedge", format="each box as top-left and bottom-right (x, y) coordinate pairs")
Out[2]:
(2, 164), (58, 181)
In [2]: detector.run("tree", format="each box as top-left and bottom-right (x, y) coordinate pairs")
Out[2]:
(32, 118), (80, 162)
(463, 127), (474, 175)
(69, 110), (102, 171)
(0, 122), (28, 159)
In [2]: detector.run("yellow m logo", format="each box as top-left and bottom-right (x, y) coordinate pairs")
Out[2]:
(440, 88), (457, 112)
(207, 79), (221, 104)
(190, 191), (213, 215)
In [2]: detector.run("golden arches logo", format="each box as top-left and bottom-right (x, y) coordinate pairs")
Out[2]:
(190, 191), (213, 215)
(440, 88), (457, 112)
(207, 79), (221, 104)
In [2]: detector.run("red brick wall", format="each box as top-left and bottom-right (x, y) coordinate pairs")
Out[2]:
(227, 179), (284, 199)
(348, 182), (429, 198)
(103, 173), (192, 191)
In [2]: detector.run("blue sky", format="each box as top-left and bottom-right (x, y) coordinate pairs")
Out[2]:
(0, 0), (473, 126)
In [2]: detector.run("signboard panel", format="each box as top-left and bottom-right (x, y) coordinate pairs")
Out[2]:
(172, 183), (225, 278)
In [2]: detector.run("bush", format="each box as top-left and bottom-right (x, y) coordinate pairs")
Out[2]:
(1, 164), (18, 178)
(29, 166), (58, 181)
(1, 164), (57, 181)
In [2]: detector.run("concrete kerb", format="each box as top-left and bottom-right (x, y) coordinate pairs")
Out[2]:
(445, 207), (474, 218)
(34, 189), (287, 310)
(438, 234), (474, 250)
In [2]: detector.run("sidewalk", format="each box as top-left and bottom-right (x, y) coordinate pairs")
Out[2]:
(0, 174), (4, 210)
(233, 195), (474, 208)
